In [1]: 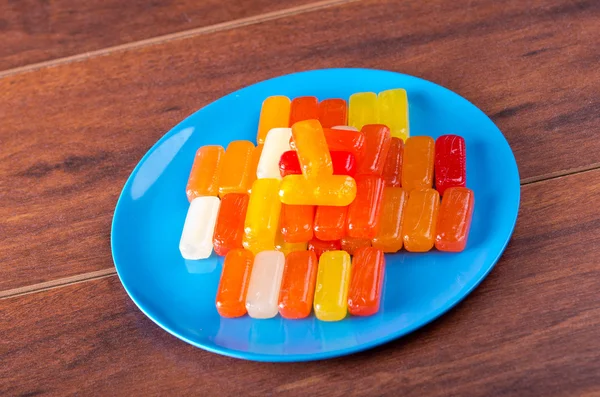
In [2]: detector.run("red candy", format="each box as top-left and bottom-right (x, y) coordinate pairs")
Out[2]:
(307, 238), (341, 259)
(212, 193), (249, 256)
(435, 135), (466, 195)
(323, 128), (366, 161)
(347, 247), (385, 316)
(346, 176), (385, 239)
(382, 137), (403, 187)
(279, 150), (356, 177)
(289, 96), (319, 126)
(318, 99), (347, 128)
(356, 124), (392, 176)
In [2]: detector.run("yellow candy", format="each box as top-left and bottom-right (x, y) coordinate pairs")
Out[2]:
(291, 119), (332, 177)
(378, 89), (409, 141)
(313, 250), (352, 321)
(275, 229), (308, 256)
(348, 92), (377, 131)
(257, 96), (291, 145)
(279, 175), (357, 206)
(243, 179), (281, 254)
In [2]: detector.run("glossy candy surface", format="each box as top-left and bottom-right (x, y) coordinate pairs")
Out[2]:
(275, 215), (308, 256)
(279, 150), (356, 177)
(377, 88), (409, 141)
(307, 238), (341, 259)
(435, 135), (466, 195)
(246, 144), (263, 192)
(279, 175), (357, 206)
(435, 187), (474, 252)
(280, 204), (314, 243)
(313, 250), (352, 322)
(212, 193), (249, 256)
(318, 98), (347, 128)
(371, 187), (407, 253)
(257, 128), (292, 180)
(357, 124), (392, 176)
(346, 176), (385, 239)
(347, 247), (385, 316)
(245, 251), (286, 319)
(340, 237), (371, 255)
(257, 96), (291, 145)
(291, 119), (332, 177)
(289, 96), (319, 127)
(278, 251), (319, 319)
(402, 136), (435, 191)
(323, 128), (366, 161)
(332, 126), (359, 131)
(348, 92), (377, 131)
(402, 188), (440, 252)
(314, 205), (347, 241)
(382, 137), (403, 187)
(186, 145), (224, 201)
(243, 179), (281, 254)
(179, 196), (220, 260)
(215, 249), (254, 318)
(218, 140), (255, 197)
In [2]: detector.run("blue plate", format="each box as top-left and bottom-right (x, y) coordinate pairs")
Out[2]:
(111, 68), (520, 362)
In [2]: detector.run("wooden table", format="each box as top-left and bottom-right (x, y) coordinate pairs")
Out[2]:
(1, 0), (599, 395)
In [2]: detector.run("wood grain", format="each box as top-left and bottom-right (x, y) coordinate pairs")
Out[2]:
(2, 169), (599, 396)
(0, 0), (316, 71)
(1, 0), (599, 291)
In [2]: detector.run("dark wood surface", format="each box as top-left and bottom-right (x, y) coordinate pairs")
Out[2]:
(1, 0), (599, 395)
(0, 0), (318, 71)
(2, 0), (599, 291)
(2, 170), (599, 396)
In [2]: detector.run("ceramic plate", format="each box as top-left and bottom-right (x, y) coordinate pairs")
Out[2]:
(111, 68), (520, 362)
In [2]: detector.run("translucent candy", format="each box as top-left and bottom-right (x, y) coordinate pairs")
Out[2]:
(213, 193), (249, 256)
(340, 236), (371, 255)
(402, 136), (435, 191)
(346, 176), (385, 239)
(435, 135), (466, 196)
(347, 247), (385, 316)
(291, 119), (332, 177)
(247, 144), (263, 192)
(245, 251), (285, 319)
(179, 196), (220, 260)
(435, 187), (474, 252)
(332, 126), (359, 131)
(279, 175), (357, 206)
(323, 128), (366, 162)
(402, 188), (440, 252)
(280, 204), (314, 243)
(377, 88), (409, 141)
(218, 140), (255, 197)
(289, 96), (319, 126)
(313, 250), (352, 321)
(382, 137), (403, 187)
(314, 205), (348, 241)
(357, 124), (392, 176)
(257, 128), (292, 180)
(307, 238), (341, 259)
(186, 145), (224, 201)
(278, 150), (356, 177)
(257, 96), (291, 145)
(372, 188), (408, 253)
(275, 217), (308, 256)
(216, 249), (254, 318)
(348, 92), (377, 131)
(243, 179), (281, 254)
(278, 251), (319, 319)
(318, 98), (347, 128)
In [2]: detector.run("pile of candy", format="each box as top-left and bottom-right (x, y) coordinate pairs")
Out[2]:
(179, 89), (474, 321)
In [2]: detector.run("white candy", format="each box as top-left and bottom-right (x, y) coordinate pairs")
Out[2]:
(332, 125), (359, 131)
(245, 251), (285, 319)
(257, 128), (292, 179)
(179, 196), (220, 260)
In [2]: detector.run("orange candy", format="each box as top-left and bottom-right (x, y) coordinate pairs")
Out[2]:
(346, 176), (385, 239)
(382, 137), (403, 187)
(278, 251), (319, 319)
(318, 98), (347, 128)
(402, 189), (440, 252)
(402, 136), (435, 191)
(372, 187), (408, 253)
(314, 206), (348, 241)
(280, 204), (314, 243)
(291, 119), (333, 177)
(289, 96), (319, 126)
(347, 247), (385, 316)
(435, 187), (474, 252)
(218, 140), (255, 197)
(340, 236), (371, 255)
(257, 96), (291, 145)
(186, 145), (224, 201)
(213, 193), (249, 256)
(356, 124), (391, 176)
(246, 144), (263, 193)
(323, 127), (366, 161)
(215, 249), (254, 318)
